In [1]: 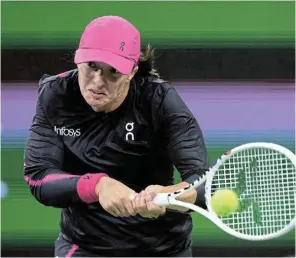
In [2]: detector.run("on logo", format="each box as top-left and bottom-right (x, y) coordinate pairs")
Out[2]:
(125, 122), (134, 141)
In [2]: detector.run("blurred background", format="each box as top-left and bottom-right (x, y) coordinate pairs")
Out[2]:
(1, 1), (295, 257)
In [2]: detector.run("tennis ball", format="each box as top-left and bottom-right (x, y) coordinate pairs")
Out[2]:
(211, 189), (239, 217)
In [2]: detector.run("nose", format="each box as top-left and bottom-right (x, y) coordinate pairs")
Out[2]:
(93, 69), (105, 85)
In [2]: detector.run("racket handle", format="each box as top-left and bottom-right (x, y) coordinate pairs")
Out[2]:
(153, 193), (170, 206)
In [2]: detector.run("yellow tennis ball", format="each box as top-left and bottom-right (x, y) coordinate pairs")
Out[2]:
(211, 189), (239, 217)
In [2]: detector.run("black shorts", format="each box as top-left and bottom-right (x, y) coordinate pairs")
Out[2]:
(55, 233), (192, 257)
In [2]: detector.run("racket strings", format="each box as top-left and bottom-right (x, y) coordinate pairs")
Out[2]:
(208, 147), (295, 236)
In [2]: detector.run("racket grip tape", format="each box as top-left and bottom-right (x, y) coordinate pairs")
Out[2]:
(153, 193), (170, 206)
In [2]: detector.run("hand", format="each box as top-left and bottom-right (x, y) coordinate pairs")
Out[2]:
(132, 185), (166, 219)
(95, 177), (138, 217)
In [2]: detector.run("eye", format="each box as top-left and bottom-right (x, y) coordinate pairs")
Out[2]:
(88, 62), (97, 70)
(109, 67), (121, 75)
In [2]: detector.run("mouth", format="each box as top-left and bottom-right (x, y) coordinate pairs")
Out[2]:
(89, 89), (106, 96)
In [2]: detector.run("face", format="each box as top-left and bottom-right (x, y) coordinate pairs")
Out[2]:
(77, 62), (138, 112)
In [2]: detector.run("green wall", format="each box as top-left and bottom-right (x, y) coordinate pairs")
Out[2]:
(2, 1), (294, 49)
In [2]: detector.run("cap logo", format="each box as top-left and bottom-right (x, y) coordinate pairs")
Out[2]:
(120, 42), (125, 51)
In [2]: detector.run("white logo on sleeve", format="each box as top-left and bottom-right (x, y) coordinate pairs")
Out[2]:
(54, 126), (81, 137)
(125, 122), (134, 141)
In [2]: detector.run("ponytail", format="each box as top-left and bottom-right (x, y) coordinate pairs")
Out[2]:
(136, 44), (159, 78)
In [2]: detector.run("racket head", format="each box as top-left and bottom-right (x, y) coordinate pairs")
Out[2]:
(205, 142), (296, 240)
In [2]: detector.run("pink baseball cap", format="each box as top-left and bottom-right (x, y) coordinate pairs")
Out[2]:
(74, 16), (141, 75)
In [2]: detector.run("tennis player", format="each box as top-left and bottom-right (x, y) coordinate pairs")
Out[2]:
(24, 15), (209, 257)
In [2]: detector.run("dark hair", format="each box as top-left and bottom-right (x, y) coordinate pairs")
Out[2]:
(136, 44), (159, 78)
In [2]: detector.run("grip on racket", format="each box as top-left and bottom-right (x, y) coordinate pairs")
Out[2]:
(153, 193), (170, 206)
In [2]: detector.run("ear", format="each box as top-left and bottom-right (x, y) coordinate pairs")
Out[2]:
(128, 66), (138, 81)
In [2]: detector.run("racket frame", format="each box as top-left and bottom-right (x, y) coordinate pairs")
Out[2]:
(153, 142), (296, 241)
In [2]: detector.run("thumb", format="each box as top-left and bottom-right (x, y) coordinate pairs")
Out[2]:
(147, 191), (157, 199)
(145, 185), (157, 192)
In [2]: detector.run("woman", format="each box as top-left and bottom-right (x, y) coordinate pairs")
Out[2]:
(24, 15), (209, 257)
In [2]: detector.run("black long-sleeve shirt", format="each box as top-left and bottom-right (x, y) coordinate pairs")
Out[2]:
(24, 69), (209, 256)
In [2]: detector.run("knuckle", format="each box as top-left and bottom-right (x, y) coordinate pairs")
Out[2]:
(105, 204), (112, 210)
(128, 208), (136, 216)
(133, 205), (140, 211)
(111, 200), (118, 206)
(118, 211), (125, 217)
(140, 205), (147, 211)
(147, 205), (155, 212)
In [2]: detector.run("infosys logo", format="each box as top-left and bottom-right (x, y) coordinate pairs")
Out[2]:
(54, 126), (81, 137)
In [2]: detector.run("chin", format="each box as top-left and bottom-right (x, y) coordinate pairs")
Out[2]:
(89, 101), (106, 108)
(88, 99), (108, 111)
(86, 95), (105, 105)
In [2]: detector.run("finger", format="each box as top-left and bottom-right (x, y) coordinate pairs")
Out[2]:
(145, 192), (153, 202)
(134, 192), (152, 218)
(142, 189), (157, 204)
(132, 195), (137, 211)
(134, 191), (146, 213)
(130, 193), (139, 216)
(147, 191), (157, 199)
(139, 191), (148, 212)
(123, 197), (137, 216)
(117, 199), (131, 217)
(144, 187), (152, 195)
(129, 192), (137, 202)
(133, 194), (142, 212)
(107, 198), (129, 217)
(146, 201), (165, 217)
(146, 201), (158, 217)
(139, 212), (154, 219)
(104, 205), (120, 217)
(119, 192), (137, 217)
(109, 208), (120, 217)
(139, 193), (156, 218)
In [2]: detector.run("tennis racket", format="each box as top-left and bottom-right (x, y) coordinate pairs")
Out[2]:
(153, 142), (296, 241)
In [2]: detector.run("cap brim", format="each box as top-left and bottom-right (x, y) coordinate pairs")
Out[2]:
(74, 49), (134, 75)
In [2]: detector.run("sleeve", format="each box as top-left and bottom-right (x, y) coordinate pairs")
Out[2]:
(153, 86), (209, 207)
(24, 84), (108, 208)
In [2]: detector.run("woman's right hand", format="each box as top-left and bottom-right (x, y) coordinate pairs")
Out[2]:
(95, 177), (138, 217)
